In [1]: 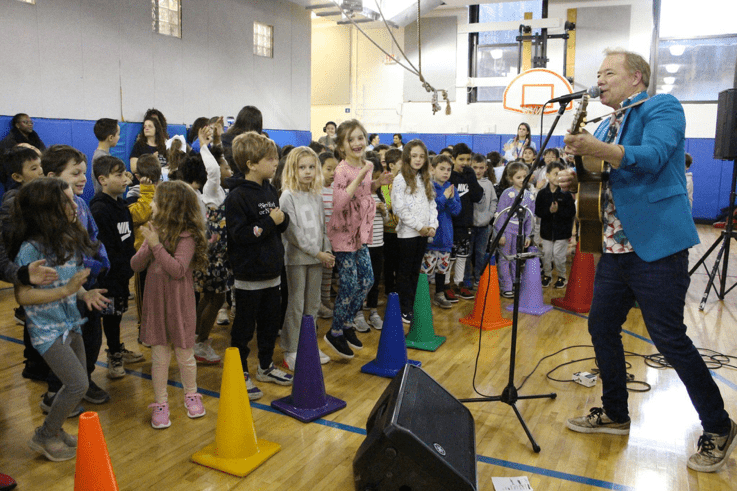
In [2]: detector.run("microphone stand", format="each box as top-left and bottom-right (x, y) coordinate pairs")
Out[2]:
(461, 100), (569, 453)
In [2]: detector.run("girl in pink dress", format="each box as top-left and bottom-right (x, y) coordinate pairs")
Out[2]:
(131, 181), (208, 429)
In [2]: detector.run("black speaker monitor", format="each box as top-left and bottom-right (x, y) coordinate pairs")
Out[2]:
(714, 89), (737, 161)
(353, 364), (478, 491)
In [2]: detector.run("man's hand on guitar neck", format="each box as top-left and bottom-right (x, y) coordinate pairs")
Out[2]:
(564, 129), (625, 169)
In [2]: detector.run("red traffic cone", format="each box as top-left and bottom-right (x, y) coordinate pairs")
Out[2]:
(460, 257), (513, 331)
(552, 243), (595, 313)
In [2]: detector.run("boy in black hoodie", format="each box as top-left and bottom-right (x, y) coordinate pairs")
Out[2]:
(447, 143), (483, 301)
(225, 131), (292, 401)
(90, 156), (138, 380)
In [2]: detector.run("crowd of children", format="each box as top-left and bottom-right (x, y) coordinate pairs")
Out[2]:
(2, 112), (581, 463)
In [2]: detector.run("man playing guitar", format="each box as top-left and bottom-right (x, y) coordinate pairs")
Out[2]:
(559, 49), (736, 473)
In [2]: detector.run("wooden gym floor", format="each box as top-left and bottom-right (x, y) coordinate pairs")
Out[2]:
(0, 224), (736, 490)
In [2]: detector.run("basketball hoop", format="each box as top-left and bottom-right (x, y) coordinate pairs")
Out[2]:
(521, 104), (545, 117)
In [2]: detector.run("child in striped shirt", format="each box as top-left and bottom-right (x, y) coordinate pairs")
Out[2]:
(319, 151), (338, 317)
(356, 156), (388, 331)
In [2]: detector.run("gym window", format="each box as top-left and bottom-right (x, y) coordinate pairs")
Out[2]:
(654, 0), (737, 101)
(470, 1), (543, 103)
(254, 21), (274, 58)
(152, 0), (181, 39)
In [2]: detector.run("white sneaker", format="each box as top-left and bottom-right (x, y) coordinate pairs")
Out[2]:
(318, 349), (330, 364)
(216, 308), (230, 325)
(354, 312), (371, 333)
(281, 351), (296, 371)
(194, 340), (221, 364)
(317, 303), (333, 319)
(369, 311), (383, 330)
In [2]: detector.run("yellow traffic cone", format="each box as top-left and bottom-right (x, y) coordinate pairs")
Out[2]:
(192, 347), (280, 476)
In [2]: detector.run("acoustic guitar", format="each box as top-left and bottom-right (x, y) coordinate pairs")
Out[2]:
(571, 95), (608, 254)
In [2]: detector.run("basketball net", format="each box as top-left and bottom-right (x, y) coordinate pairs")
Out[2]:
(521, 104), (545, 117)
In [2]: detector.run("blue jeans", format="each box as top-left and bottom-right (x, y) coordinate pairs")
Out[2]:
(464, 226), (491, 287)
(589, 251), (730, 433)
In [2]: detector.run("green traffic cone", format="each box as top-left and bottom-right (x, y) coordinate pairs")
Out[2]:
(406, 273), (446, 351)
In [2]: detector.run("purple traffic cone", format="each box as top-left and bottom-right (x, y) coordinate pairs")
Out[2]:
(272, 315), (346, 423)
(361, 293), (420, 378)
(506, 246), (553, 315)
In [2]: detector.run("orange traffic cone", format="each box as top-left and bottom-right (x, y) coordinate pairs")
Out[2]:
(192, 347), (280, 477)
(551, 243), (595, 313)
(460, 257), (513, 331)
(74, 412), (119, 491)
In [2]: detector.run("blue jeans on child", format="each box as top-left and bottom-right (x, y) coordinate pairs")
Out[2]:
(588, 250), (730, 433)
(464, 226), (491, 287)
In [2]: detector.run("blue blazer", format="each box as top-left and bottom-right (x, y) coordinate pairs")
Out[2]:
(593, 92), (699, 262)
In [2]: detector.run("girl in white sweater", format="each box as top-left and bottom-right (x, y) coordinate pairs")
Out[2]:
(391, 140), (438, 322)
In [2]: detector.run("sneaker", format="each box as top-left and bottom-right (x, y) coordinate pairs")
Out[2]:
(457, 286), (475, 300)
(28, 427), (76, 461)
(14, 307), (25, 325)
(541, 275), (552, 288)
(84, 380), (110, 404)
(120, 343), (143, 363)
(244, 372), (263, 401)
(0, 473), (17, 491)
(281, 351), (297, 371)
(566, 407), (631, 435)
(317, 303), (333, 319)
(433, 292), (452, 309)
(354, 312), (371, 333)
(194, 340), (221, 365)
(501, 290), (514, 298)
(554, 277), (567, 289)
(216, 308), (230, 325)
(318, 348), (331, 364)
(184, 393), (206, 419)
(687, 419), (737, 472)
(369, 311), (383, 330)
(148, 402), (171, 429)
(343, 328), (363, 350)
(21, 363), (49, 382)
(401, 312), (412, 324)
(58, 428), (77, 448)
(256, 363), (294, 386)
(444, 289), (459, 303)
(39, 392), (85, 418)
(324, 332), (354, 359)
(106, 350), (125, 379)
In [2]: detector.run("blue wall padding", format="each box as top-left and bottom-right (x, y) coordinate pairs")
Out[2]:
(266, 129), (312, 148)
(0, 116), (730, 221)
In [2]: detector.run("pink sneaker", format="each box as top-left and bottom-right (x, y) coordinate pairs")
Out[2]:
(184, 393), (206, 419)
(148, 402), (171, 429)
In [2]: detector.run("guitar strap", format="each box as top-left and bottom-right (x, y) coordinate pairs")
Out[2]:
(587, 97), (649, 126)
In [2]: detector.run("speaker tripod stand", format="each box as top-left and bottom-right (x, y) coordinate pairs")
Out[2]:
(689, 159), (737, 310)
(459, 204), (556, 453)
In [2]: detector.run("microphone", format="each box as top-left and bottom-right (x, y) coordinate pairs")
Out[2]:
(548, 86), (600, 104)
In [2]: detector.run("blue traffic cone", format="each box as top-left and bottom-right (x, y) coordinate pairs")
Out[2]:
(272, 315), (346, 423)
(361, 293), (421, 378)
(506, 246), (553, 316)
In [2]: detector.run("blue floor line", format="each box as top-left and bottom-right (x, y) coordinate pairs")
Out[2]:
(2, 332), (632, 489)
